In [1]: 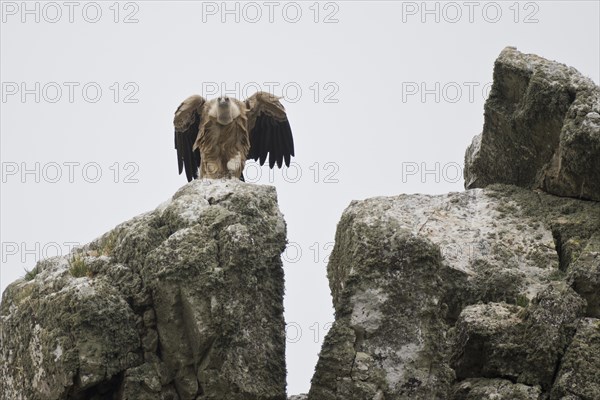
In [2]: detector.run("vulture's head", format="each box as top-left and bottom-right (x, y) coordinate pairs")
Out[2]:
(210, 96), (241, 125)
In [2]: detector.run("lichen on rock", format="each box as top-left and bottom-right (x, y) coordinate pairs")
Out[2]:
(307, 47), (600, 400)
(451, 378), (542, 400)
(464, 46), (600, 201)
(307, 183), (599, 399)
(551, 318), (600, 399)
(0, 179), (288, 400)
(2, 46), (599, 400)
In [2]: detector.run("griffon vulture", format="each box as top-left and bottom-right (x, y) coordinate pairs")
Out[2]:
(174, 91), (294, 181)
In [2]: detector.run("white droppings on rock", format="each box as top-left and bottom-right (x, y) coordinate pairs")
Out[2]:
(53, 344), (63, 362)
(350, 288), (387, 334)
(169, 195), (211, 224)
(226, 224), (250, 244)
(344, 189), (557, 300)
(57, 277), (96, 298)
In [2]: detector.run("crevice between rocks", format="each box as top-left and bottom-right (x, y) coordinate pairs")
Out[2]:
(550, 342), (568, 391)
(551, 228), (568, 272)
(67, 371), (124, 400)
(348, 325), (366, 382)
(533, 190), (569, 273)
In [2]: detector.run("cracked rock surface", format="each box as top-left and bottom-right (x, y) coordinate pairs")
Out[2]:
(464, 46), (600, 201)
(2, 46), (599, 400)
(307, 47), (600, 400)
(307, 185), (599, 400)
(551, 317), (600, 399)
(0, 179), (287, 400)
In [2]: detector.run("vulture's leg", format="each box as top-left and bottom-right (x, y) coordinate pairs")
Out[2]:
(226, 152), (242, 179)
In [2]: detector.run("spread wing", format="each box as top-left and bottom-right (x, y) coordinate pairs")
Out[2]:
(245, 92), (294, 168)
(174, 95), (205, 182)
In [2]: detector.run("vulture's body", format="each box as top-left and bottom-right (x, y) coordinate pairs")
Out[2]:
(174, 92), (294, 181)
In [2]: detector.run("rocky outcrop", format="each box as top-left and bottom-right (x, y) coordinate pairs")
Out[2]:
(2, 47), (598, 400)
(307, 48), (600, 400)
(451, 284), (585, 388)
(464, 46), (600, 201)
(0, 180), (287, 400)
(306, 185), (599, 399)
(552, 318), (600, 399)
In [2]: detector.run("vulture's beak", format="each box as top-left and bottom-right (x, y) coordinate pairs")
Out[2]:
(218, 97), (230, 108)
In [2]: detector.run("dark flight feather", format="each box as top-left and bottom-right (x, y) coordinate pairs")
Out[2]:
(246, 92), (294, 169)
(174, 95), (205, 182)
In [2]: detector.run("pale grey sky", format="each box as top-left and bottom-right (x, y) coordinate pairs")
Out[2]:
(1, 1), (599, 394)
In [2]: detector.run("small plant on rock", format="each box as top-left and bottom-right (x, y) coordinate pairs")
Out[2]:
(24, 265), (41, 281)
(100, 231), (118, 256)
(69, 255), (91, 278)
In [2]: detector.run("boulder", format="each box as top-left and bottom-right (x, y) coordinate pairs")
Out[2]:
(305, 47), (600, 400)
(451, 303), (526, 381)
(307, 185), (598, 399)
(451, 284), (584, 389)
(0, 179), (288, 400)
(464, 46), (600, 201)
(551, 318), (600, 399)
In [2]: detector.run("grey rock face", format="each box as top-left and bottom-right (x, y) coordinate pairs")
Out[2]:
(552, 318), (600, 400)
(0, 180), (287, 400)
(451, 378), (542, 400)
(2, 47), (598, 400)
(464, 46), (600, 201)
(451, 302), (527, 382)
(309, 217), (454, 399)
(567, 232), (600, 318)
(451, 284), (585, 389)
(305, 48), (600, 400)
(307, 184), (599, 399)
